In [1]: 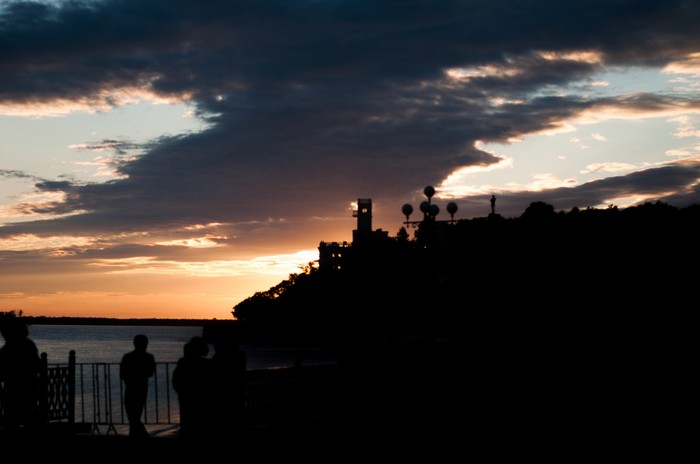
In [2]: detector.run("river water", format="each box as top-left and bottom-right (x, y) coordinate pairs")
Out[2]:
(27, 324), (337, 369)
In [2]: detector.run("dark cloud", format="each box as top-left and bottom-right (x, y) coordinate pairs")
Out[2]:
(1, 0), (700, 247)
(71, 139), (146, 155)
(489, 162), (700, 217)
(0, 169), (36, 180)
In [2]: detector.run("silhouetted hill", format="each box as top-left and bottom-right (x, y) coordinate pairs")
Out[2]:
(233, 200), (699, 338)
(229, 200), (695, 450)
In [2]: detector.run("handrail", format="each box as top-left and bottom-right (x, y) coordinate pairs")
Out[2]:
(71, 361), (179, 434)
(5, 356), (341, 436)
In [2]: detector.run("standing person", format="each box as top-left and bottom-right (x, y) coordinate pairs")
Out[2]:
(119, 334), (156, 439)
(0, 317), (41, 434)
(172, 336), (210, 441)
(209, 336), (246, 438)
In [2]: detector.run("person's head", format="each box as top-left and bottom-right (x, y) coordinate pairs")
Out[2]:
(0, 317), (29, 343)
(133, 334), (149, 352)
(185, 336), (209, 358)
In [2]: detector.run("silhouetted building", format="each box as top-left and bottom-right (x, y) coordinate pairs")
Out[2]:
(318, 240), (350, 271)
(318, 198), (389, 272)
(354, 198), (373, 235)
(352, 198), (389, 245)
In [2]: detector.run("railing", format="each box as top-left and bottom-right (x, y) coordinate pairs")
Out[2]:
(71, 359), (178, 434)
(2, 350), (342, 436)
(40, 351), (76, 425)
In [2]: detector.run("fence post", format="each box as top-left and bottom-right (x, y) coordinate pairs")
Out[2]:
(68, 350), (76, 426)
(39, 352), (49, 424)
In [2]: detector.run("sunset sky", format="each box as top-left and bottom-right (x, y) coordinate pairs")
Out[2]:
(2, 0), (700, 319)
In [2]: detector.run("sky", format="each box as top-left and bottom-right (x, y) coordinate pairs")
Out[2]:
(2, 0), (700, 320)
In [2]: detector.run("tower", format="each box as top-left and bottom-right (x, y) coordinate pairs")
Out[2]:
(319, 197), (387, 272)
(353, 198), (373, 235)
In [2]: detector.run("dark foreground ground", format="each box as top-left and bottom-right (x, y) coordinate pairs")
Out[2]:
(3, 325), (692, 461)
(5, 415), (468, 461)
(3, 395), (690, 463)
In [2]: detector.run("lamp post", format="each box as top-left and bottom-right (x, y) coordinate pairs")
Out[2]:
(402, 185), (458, 227)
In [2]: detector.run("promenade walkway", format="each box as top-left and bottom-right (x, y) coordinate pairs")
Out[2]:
(5, 400), (468, 461)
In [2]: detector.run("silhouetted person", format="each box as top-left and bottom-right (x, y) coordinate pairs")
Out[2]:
(119, 334), (156, 439)
(209, 336), (246, 438)
(172, 336), (210, 441)
(490, 194), (496, 214)
(0, 318), (41, 434)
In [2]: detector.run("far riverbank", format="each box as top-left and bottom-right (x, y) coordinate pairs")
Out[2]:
(20, 315), (213, 326)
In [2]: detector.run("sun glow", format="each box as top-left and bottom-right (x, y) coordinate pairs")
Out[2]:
(89, 249), (319, 278)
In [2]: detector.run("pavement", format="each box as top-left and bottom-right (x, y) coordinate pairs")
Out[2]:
(0, 423), (455, 461)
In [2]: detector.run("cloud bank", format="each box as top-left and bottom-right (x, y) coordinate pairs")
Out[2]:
(2, 0), (700, 315)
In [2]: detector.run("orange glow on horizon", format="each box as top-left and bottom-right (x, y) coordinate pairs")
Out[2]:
(2, 279), (279, 320)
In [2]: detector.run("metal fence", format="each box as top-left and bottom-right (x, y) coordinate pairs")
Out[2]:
(73, 359), (178, 434)
(2, 350), (342, 436)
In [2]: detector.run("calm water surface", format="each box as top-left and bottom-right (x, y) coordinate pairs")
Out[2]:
(29, 324), (202, 364)
(27, 324), (336, 369)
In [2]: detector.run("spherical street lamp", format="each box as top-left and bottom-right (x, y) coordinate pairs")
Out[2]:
(402, 185), (458, 226)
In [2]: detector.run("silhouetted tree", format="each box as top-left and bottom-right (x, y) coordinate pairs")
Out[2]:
(395, 226), (410, 243)
(231, 199), (700, 338)
(521, 201), (555, 221)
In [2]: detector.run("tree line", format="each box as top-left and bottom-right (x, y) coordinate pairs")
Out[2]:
(233, 200), (700, 338)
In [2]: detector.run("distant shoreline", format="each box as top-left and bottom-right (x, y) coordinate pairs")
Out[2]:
(21, 315), (220, 327)
(22, 316), (325, 345)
